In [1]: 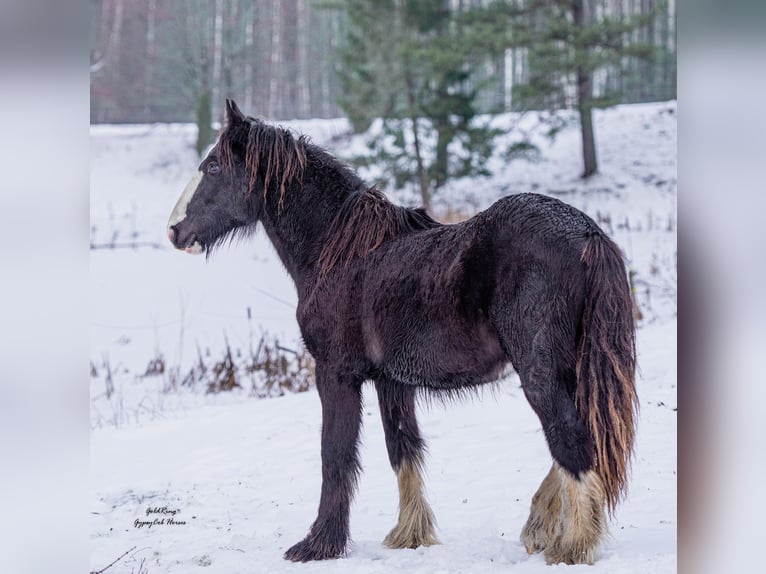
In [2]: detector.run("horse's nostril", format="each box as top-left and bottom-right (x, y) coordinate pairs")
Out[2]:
(168, 226), (176, 243)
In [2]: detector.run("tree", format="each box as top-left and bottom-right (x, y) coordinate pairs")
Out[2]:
(90, 1), (673, 129)
(90, 0), (346, 125)
(511, 0), (659, 177)
(337, 0), (511, 208)
(335, 0), (400, 133)
(196, 90), (213, 155)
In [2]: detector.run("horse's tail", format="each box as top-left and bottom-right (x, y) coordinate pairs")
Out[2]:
(576, 232), (638, 515)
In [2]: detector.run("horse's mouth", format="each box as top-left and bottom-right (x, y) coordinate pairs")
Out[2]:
(184, 242), (203, 254)
(168, 226), (204, 254)
(183, 236), (204, 254)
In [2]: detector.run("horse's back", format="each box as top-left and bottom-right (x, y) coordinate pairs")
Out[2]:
(486, 193), (597, 254)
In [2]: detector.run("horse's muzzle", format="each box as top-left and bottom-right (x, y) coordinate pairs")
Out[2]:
(168, 224), (203, 254)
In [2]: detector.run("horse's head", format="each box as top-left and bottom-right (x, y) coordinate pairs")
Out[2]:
(168, 99), (257, 255)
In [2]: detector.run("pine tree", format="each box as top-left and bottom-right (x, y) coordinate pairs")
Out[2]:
(337, 0), (511, 208)
(511, 0), (658, 178)
(334, 0), (400, 133)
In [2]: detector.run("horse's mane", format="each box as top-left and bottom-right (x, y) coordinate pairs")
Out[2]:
(217, 117), (439, 272)
(318, 186), (441, 274)
(217, 117), (308, 205)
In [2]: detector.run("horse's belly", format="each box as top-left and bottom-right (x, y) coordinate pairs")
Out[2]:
(375, 321), (510, 389)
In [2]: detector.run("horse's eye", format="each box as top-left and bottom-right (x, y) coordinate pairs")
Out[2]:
(207, 162), (221, 175)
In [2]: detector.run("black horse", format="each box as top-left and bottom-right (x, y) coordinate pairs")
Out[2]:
(168, 100), (637, 565)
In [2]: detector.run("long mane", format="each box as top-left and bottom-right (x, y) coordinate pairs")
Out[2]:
(218, 117), (439, 273)
(217, 117), (308, 204)
(318, 186), (441, 274)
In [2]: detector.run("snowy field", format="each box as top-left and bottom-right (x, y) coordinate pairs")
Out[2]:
(90, 102), (676, 573)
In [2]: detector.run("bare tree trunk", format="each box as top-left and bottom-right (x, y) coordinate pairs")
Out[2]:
(577, 75), (597, 178)
(145, 0), (157, 119)
(197, 4), (213, 156)
(296, 0), (311, 117)
(245, 9), (254, 111)
(212, 0), (223, 110)
(268, 0), (281, 118)
(323, 12), (339, 117)
(504, 48), (512, 111)
(393, 0), (429, 206)
(222, 1), (235, 106)
(107, 0), (124, 69)
(283, 0), (298, 118)
(404, 68), (430, 208)
(573, 0), (598, 178)
(670, 0), (677, 99)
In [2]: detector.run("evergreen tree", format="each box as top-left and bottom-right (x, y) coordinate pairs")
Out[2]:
(511, 0), (659, 178)
(337, 0), (511, 208)
(335, 0), (400, 133)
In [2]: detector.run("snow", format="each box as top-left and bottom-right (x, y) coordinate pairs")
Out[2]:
(90, 102), (676, 572)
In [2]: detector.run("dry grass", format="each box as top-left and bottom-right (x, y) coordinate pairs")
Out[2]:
(176, 333), (315, 397)
(90, 331), (316, 429)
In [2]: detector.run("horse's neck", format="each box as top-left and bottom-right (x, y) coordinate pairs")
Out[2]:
(258, 159), (358, 294)
(258, 215), (312, 292)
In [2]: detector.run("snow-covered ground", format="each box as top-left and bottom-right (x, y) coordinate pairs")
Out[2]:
(90, 102), (676, 573)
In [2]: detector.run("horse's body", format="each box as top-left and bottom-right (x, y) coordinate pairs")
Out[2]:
(168, 100), (638, 565)
(306, 193), (590, 392)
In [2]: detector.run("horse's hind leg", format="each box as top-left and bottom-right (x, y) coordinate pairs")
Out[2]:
(520, 462), (561, 554)
(518, 345), (606, 564)
(375, 381), (438, 549)
(493, 279), (606, 564)
(520, 459), (606, 564)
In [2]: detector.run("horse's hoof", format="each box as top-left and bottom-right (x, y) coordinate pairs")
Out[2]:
(383, 518), (439, 549)
(521, 530), (545, 554)
(544, 544), (596, 565)
(283, 534), (345, 562)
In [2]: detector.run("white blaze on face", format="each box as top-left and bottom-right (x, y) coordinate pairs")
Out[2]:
(168, 170), (204, 254)
(169, 170), (203, 228)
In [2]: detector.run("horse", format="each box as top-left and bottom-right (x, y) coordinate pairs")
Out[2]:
(167, 99), (638, 565)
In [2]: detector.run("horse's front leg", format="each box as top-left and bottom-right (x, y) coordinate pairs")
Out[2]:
(284, 365), (363, 562)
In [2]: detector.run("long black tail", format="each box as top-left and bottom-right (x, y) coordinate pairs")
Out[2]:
(576, 232), (638, 514)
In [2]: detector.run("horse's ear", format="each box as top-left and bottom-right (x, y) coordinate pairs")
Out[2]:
(225, 99), (246, 126)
